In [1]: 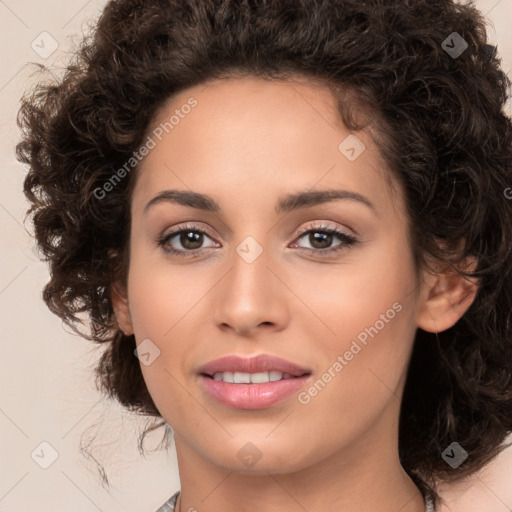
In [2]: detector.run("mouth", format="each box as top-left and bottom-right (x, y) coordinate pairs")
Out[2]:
(198, 371), (313, 409)
(197, 354), (312, 409)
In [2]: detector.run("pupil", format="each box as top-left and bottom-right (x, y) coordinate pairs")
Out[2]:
(182, 231), (202, 249)
(311, 232), (331, 249)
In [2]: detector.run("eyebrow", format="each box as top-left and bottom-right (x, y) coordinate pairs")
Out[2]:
(143, 188), (376, 215)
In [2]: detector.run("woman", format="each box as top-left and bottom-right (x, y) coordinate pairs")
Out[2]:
(16, 1), (512, 511)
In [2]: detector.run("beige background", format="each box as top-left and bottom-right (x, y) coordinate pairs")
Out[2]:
(0, 1), (511, 511)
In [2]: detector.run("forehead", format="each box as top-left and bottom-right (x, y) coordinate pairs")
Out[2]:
(131, 76), (402, 219)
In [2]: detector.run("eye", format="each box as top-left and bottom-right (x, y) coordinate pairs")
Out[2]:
(155, 223), (218, 257)
(290, 223), (357, 255)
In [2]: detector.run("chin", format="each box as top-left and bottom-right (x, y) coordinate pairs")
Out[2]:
(205, 440), (313, 475)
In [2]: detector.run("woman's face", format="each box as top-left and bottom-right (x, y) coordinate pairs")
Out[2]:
(117, 76), (428, 474)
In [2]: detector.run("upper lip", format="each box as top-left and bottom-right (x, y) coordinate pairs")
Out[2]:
(199, 354), (311, 377)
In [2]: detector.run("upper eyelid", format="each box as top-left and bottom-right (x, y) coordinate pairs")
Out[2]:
(162, 220), (350, 237)
(162, 222), (217, 241)
(294, 222), (354, 238)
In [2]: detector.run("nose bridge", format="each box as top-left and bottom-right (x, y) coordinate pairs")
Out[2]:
(213, 233), (286, 332)
(226, 235), (272, 306)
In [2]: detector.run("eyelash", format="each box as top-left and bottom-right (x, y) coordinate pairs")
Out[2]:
(155, 222), (358, 258)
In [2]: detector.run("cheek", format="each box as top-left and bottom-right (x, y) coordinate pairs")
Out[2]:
(126, 252), (208, 338)
(293, 238), (418, 409)
(292, 231), (417, 350)
(126, 255), (215, 412)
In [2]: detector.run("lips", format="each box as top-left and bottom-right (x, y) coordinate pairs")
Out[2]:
(199, 374), (312, 409)
(199, 354), (311, 378)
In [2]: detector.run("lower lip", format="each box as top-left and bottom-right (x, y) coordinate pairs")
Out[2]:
(199, 374), (312, 409)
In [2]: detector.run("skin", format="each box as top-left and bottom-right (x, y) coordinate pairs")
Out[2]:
(112, 76), (478, 512)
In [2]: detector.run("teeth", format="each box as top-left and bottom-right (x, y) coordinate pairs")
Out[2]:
(234, 372), (251, 383)
(211, 371), (296, 383)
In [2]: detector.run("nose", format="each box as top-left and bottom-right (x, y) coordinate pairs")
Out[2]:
(212, 245), (289, 338)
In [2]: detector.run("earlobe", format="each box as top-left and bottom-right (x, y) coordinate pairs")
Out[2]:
(110, 280), (134, 336)
(417, 256), (479, 333)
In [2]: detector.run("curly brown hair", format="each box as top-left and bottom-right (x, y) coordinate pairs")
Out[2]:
(16, 0), (512, 508)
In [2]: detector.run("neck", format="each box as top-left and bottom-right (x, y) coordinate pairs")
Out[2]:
(175, 471), (425, 512)
(173, 409), (426, 512)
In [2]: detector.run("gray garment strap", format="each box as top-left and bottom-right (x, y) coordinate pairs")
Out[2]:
(154, 490), (180, 512)
(425, 492), (435, 512)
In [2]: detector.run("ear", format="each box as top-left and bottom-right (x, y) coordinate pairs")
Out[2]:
(110, 280), (134, 336)
(417, 255), (479, 333)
